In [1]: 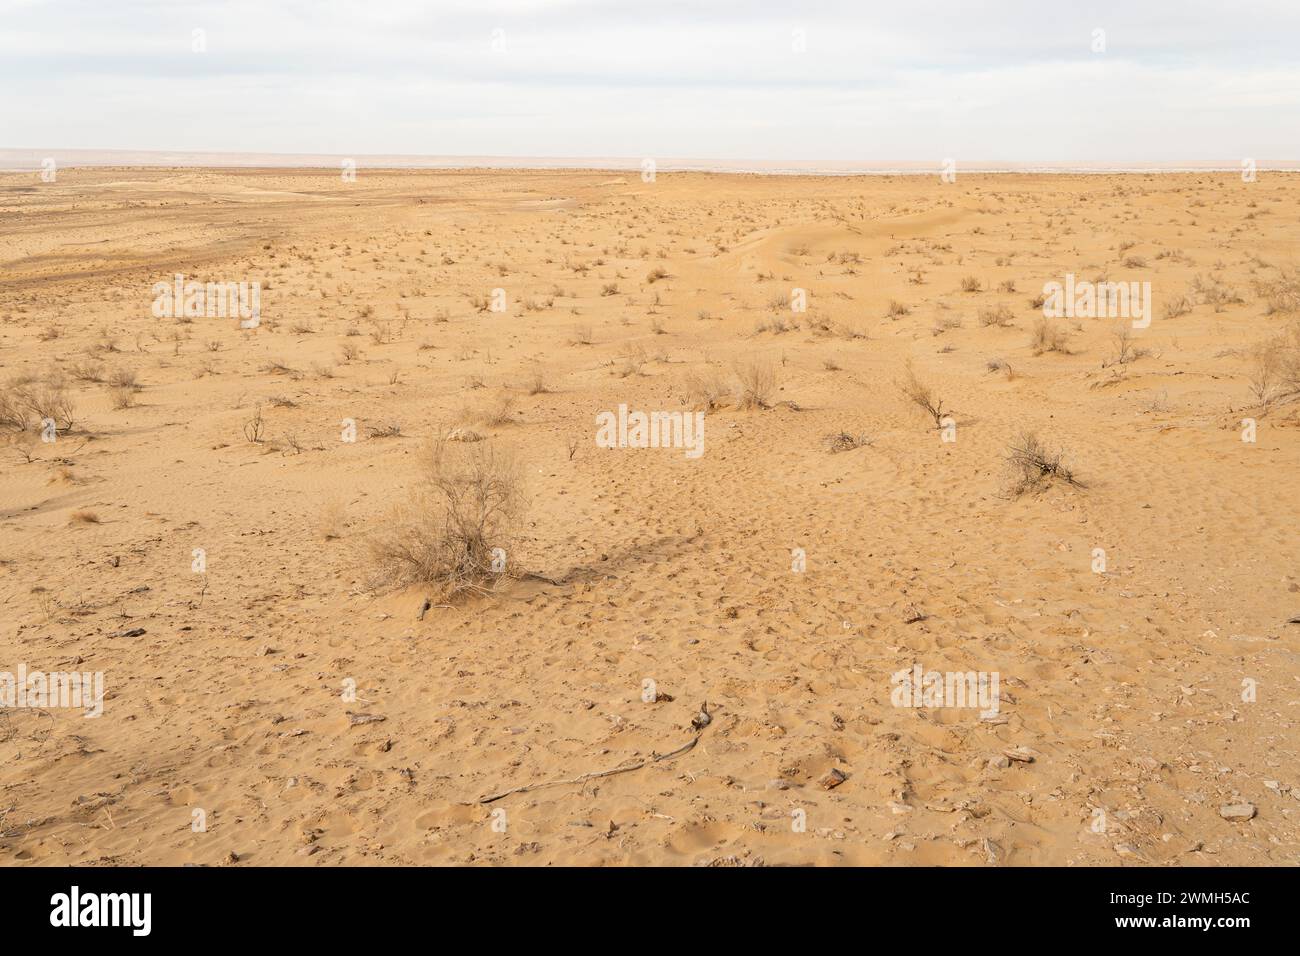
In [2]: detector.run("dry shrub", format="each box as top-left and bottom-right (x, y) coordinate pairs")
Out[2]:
(522, 367), (548, 395)
(1162, 294), (1193, 320)
(978, 304), (1014, 327)
(898, 361), (946, 427)
(1106, 326), (1150, 367)
(682, 368), (727, 411)
(109, 384), (136, 410)
(368, 433), (523, 599)
(615, 344), (647, 378)
(734, 357), (776, 409)
(1030, 318), (1070, 355)
(70, 360), (105, 383)
(108, 368), (138, 395)
(475, 392), (518, 427)
(823, 431), (872, 453)
(0, 379), (76, 432)
(1254, 268), (1300, 315)
(1006, 431), (1082, 495)
(1248, 324), (1300, 408)
(0, 381), (30, 430)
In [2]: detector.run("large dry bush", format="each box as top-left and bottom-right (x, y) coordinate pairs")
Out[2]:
(368, 432), (523, 599)
(0, 377), (76, 432)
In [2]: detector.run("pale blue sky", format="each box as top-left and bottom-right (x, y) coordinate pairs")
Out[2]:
(2, 0), (1297, 160)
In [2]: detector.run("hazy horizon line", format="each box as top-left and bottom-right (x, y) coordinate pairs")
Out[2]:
(3, 148), (1297, 176)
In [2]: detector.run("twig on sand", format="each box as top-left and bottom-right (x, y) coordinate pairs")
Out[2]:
(478, 731), (705, 805)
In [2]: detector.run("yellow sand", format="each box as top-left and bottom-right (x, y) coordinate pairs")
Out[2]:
(1, 167), (1298, 866)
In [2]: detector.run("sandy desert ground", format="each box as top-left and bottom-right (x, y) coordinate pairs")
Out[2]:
(1, 166), (1298, 866)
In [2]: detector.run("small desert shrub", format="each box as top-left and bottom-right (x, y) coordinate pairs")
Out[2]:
(978, 304), (1014, 327)
(1030, 318), (1069, 355)
(1162, 294), (1193, 320)
(1106, 326), (1150, 367)
(898, 361), (947, 427)
(476, 393), (518, 427)
(734, 357), (776, 409)
(262, 359), (299, 376)
(243, 406), (265, 443)
(69, 510), (100, 524)
(1246, 331), (1300, 408)
(107, 367), (139, 390)
(887, 299), (910, 318)
(570, 324), (593, 346)
(367, 433), (523, 599)
(646, 266), (669, 284)
(682, 369), (727, 411)
(822, 431), (871, 453)
(522, 367), (548, 395)
(109, 384), (136, 409)
(70, 361), (105, 383)
(367, 421), (402, 439)
(1006, 431), (1081, 495)
(754, 316), (793, 335)
(1253, 268), (1300, 315)
(960, 275), (982, 293)
(615, 344), (647, 378)
(600, 283), (619, 297)
(1191, 274), (1244, 312)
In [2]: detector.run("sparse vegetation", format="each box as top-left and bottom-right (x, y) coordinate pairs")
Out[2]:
(1030, 318), (1070, 354)
(898, 361), (947, 428)
(1006, 431), (1081, 495)
(733, 357), (776, 409)
(979, 304), (1014, 327)
(822, 431), (872, 453)
(368, 432), (523, 599)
